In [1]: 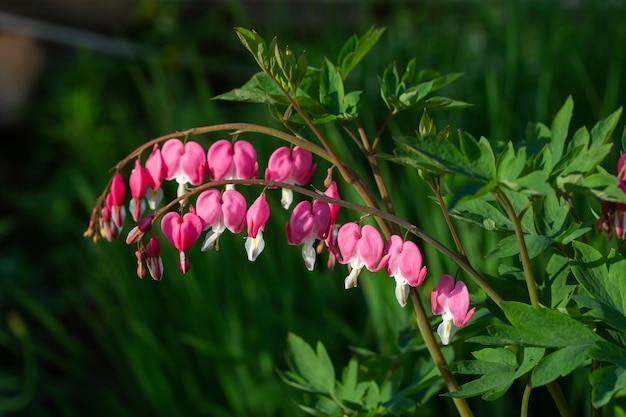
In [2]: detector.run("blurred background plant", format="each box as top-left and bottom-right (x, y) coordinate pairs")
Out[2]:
(1, 0), (625, 416)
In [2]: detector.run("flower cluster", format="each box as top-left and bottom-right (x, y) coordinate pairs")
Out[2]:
(86, 135), (474, 342)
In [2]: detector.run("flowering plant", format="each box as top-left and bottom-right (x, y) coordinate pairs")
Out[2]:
(85, 27), (626, 417)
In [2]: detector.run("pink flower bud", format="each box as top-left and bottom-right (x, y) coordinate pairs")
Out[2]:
(129, 160), (150, 221)
(245, 193), (270, 262)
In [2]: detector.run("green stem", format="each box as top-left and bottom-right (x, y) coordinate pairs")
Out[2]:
(430, 179), (467, 260)
(409, 289), (474, 417)
(495, 189), (572, 417)
(520, 383), (532, 417)
(546, 382), (573, 417)
(494, 188), (540, 307)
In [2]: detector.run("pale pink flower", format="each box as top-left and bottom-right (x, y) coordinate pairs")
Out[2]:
(245, 193), (270, 261)
(431, 275), (475, 345)
(207, 140), (258, 187)
(286, 200), (330, 271)
(336, 223), (388, 289)
(195, 189), (247, 251)
(384, 236), (428, 307)
(265, 146), (316, 209)
(161, 211), (203, 274)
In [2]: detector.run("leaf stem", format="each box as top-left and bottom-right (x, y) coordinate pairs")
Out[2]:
(520, 383), (531, 417)
(430, 178), (467, 260)
(409, 288), (474, 417)
(494, 188), (540, 307)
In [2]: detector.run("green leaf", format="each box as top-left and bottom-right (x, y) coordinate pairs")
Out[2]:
(320, 58), (344, 115)
(452, 197), (514, 232)
(497, 142), (526, 182)
(549, 96), (574, 162)
(235, 27), (270, 69)
(487, 234), (552, 259)
(590, 365), (626, 408)
(531, 345), (591, 387)
(571, 242), (626, 331)
(338, 26), (386, 79)
(501, 301), (601, 347)
(285, 333), (336, 394)
(502, 170), (553, 195)
(590, 106), (623, 148)
(446, 372), (515, 400)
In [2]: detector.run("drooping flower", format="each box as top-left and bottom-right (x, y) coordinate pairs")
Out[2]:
(129, 160), (150, 222)
(286, 200), (331, 271)
(195, 189), (247, 251)
(385, 235), (428, 307)
(145, 144), (166, 209)
(160, 211), (203, 274)
(107, 173), (126, 229)
(265, 146), (316, 209)
(245, 193), (270, 262)
(161, 138), (206, 197)
(144, 236), (164, 280)
(321, 181), (341, 269)
(207, 140), (258, 187)
(431, 275), (475, 345)
(336, 222), (388, 289)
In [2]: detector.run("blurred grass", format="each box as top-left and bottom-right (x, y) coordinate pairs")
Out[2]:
(1, 0), (625, 416)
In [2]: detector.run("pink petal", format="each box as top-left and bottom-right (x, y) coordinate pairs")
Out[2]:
(110, 174), (126, 205)
(324, 181), (340, 225)
(178, 212), (203, 250)
(265, 147), (293, 182)
(207, 140), (234, 181)
(179, 141), (206, 185)
(195, 189), (222, 230)
(247, 193), (270, 238)
(286, 201), (314, 245)
(358, 225), (383, 271)
(431, 274), (455, 315)
(162, 139), (184, 180)
(448, 280), (472, 326)
(398, 241), (426, 287)
(311, 200), (331, 240)
(222, 190), (247, 233)
(291, 147), (315, 184)
(145, 144), (166, 189)
(337, 222), (361, 263)
(233, 140), (258, 179)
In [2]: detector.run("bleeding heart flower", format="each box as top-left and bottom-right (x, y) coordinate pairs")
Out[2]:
(384, 235), (427, 307)
(336, 222), (388, 289)
(161, 211), (203, 274)
(195, 189), (247, 251)
(431, 275), (475, 345)
(161, 138), (206, 197)
(245, 193), (270, 262)
(207, 140), (258, 187)
(265, 146), (316, 209)
(286, 200), (330, 271)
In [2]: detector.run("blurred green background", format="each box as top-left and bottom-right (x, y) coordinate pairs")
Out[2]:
(1, 0), (625, 416)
